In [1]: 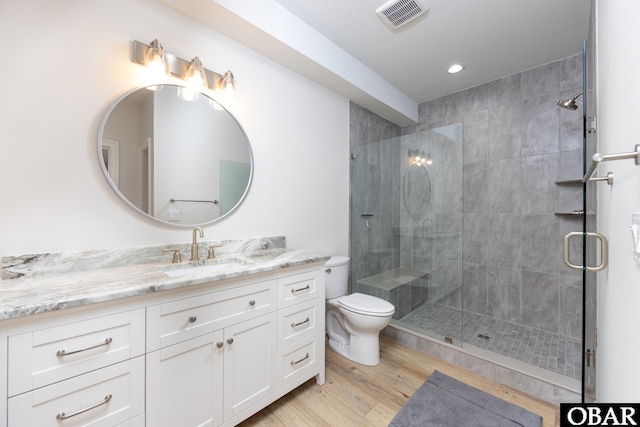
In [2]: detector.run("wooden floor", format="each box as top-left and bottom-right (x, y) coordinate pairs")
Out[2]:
(239, 336), (560, 427)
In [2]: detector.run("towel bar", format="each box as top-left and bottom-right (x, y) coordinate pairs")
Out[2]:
(583, 144), (640, 184)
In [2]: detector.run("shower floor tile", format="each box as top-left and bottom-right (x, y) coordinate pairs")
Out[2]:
(399, 303), (582, 380)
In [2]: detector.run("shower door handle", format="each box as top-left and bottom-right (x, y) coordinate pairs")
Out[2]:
(563, 231), (609, 271)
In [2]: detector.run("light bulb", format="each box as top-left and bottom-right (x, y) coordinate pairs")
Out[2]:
(144, 39), (170, 85)
(177, 86), (200, 101)
(178, 57), (208, 101)
(219, 70), (235, 97)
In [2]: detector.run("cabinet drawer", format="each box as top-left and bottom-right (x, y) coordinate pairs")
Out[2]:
(8, 356), (145, 426)
(8, 310), (145, 397)
(277, 299), (323, 349)
(277, 269), (323, 308)
(147, 280), (276, 351)
(278, 337), (321, 388)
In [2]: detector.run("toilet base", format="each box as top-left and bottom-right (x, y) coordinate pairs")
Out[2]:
(327, 333), (381, 366)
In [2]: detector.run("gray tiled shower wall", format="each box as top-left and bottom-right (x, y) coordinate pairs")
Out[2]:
(350, 104), (402, 286)
(350, 54), (584, 342)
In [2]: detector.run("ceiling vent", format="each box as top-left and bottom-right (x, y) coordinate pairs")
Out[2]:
(376, 0), (429, 30)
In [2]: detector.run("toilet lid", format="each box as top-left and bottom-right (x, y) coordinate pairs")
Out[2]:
(338, 293), (395, 316)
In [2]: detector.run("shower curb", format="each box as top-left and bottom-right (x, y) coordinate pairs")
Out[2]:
(382, 324), (581, 406)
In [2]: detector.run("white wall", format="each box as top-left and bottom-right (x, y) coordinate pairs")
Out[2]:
(0, 0), (349, 258)
(596, 0), (640, 401)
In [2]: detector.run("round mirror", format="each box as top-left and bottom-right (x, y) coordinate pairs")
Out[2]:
(403, 163), (431, 220)
(98, 85), (253, 226)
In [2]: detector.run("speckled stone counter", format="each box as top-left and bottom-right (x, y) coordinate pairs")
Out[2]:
(0, 236), (329, 320)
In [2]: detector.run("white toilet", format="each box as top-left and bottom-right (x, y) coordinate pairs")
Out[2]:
(325, 256), (395, 366)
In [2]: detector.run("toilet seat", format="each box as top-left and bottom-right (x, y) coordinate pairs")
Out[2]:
(338, 293), (395, 317)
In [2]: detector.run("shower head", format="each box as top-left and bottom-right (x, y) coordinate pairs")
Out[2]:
(557, 91), (583, 110)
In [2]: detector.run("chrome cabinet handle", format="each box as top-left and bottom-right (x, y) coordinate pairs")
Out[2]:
(290, 352), (310, 366)
(57, 338), (113, 357)
(227, 338), (234, 345)
(290, 317), (310, 328)
(56, 394), (112, 420)
(249, 300), (256, 306)
(216, 342), (224, 348)
(563, 231), (609, 271)
(290, 285), (310, 294)
(188, 316), (197, 323)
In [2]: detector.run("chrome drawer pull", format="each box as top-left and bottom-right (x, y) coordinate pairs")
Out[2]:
(290, 352), (310, 366)
(57, 338), (113, 357)
(290, 285), (310, 294)
(56, 394), (112, 420)
(290, 317), (310, 328)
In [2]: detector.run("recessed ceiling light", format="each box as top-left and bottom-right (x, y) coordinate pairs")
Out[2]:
(447, 64), (464, 74)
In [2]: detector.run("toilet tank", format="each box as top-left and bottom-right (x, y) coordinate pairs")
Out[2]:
(325, 256), (350, 299)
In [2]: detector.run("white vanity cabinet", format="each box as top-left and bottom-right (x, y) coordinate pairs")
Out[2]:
(0, 261), (326, 427)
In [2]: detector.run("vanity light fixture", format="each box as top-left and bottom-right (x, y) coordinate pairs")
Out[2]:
(408, 149), (432, 165)
(132, 39), (236, 99)
(144, 39), (170, 88)
(177, 56), (208, 101)
(217, 70), (236, 97)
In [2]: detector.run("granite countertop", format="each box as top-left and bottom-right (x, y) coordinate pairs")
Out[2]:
(0, 247), (329, 321)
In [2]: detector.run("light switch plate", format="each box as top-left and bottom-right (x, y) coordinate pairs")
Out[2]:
(168, 210), (181, 221)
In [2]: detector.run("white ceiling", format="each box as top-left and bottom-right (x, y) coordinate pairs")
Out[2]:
(274, 0), (590, 103)
(158, 0), (591, 125)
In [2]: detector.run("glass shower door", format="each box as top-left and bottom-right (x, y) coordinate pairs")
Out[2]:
(350, 124), (464, 345)
(582, 28), (597, 403)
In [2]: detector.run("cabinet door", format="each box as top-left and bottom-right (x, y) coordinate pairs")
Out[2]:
(146, 332), (223, 427)
(223, 312), (276, 420)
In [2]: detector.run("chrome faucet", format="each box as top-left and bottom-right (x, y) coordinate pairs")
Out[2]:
(190, 227), (204, 261)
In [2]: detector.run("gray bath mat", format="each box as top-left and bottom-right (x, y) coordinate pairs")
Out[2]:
(389, 370), (542, 427)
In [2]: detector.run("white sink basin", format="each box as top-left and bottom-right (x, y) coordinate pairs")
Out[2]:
(164, 258), (248, 278)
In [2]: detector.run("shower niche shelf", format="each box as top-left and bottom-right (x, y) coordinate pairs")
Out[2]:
(555, 179), (582, 185)
(554, 210), (584, 218)
(555, 178), (583, 218)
